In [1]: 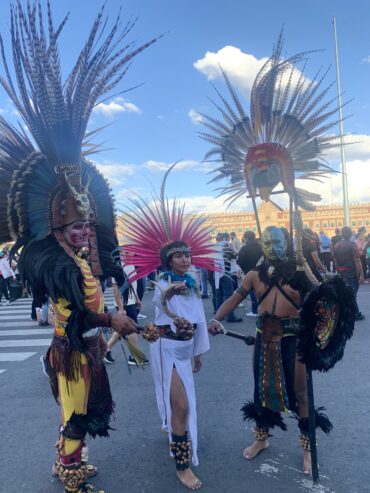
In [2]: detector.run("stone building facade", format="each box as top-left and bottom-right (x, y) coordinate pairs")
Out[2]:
(203, 202), (370, 239)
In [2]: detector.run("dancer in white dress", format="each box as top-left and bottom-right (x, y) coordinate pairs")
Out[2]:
(119, 164), (219, 490)
(151, 244), (210, 469)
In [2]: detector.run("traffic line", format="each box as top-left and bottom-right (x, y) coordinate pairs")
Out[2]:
(0, 309), (33, 314)
(0, 329), (54, 336)
(0, 339), (52, 347)
(0, 321), (41, 328)
(0, 369), (6, 374)
(0, 352), (37, 361)
(0, 315), (36, 320)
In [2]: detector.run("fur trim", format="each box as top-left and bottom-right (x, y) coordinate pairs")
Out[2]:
(294, 407), (333, 435)
(63, 410), (114, 440)
(241, 401), (287, 431)
(298, 276), (356, 371)
(17, 235), (84, 309)
(255, 258), (314, 299)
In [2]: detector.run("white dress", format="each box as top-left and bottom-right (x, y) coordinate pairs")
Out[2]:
(150, 279), (210, 466)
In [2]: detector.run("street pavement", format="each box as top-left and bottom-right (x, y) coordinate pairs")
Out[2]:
(0, 284), (369, 493)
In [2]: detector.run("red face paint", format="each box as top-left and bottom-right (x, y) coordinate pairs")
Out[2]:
(63, 221), (91, 248)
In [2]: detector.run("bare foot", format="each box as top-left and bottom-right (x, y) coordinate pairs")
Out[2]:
(303, 450), (311, 475)
(176, 468), (202, 490)
(243, 439), (269, 460)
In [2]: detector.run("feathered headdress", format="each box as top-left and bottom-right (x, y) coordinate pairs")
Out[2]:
(199, 30), (344, 212)
(119, 162), (220, 282)
(0, 1), (160, 275)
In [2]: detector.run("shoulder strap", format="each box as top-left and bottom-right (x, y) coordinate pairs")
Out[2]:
(276, 283), (301, 310)
(257, 281), (301, 310)
(257, 284), (275, 305)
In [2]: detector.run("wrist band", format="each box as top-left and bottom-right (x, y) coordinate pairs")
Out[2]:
(208, 318), (225, 331)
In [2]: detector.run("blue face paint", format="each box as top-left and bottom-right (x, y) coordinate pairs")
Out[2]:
(261, 227), (287, 261)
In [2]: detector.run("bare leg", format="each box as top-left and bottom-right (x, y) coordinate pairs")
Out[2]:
(295, 356), (311, 475)
(170, 368), (202, 490)
(243, 429), (269, 460)
(244, 345), (269, 460)
(107, 331), (120, 351)
(127, 331), (138, 346)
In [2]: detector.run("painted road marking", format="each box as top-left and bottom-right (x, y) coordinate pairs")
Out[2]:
(0, 339), (52, 347)
(0, 329), (54, 336)
(0, 352), (37, 361)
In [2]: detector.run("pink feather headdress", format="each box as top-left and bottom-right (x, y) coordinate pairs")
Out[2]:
(119, 163), (220, 282)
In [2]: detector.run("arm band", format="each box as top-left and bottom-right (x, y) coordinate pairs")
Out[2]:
(84, 312), (112, 329)
(236, 286), (249, 299)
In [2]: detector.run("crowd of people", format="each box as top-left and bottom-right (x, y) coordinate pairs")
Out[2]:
(300, 226), (368, 320)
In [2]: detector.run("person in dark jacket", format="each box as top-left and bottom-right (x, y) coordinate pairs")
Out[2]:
(334, 226), (365, 320)
(237, 231), (262, 316)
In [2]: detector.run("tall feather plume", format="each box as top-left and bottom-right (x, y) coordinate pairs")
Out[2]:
(0, 1), (162, 165)
(199, 30), (346, 210)
(119, 163), (220, 282)
(0, 0), (161, 248)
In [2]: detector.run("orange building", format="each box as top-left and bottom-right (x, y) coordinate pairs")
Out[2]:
(203, 202), (370, 239)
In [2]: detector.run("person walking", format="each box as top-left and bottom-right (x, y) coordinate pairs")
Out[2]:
(237, 231), (262, 317)
(0, 251), (15, 304)
(334, 226), (365, 320)
(302, 229), (325, 281)
(104, 265), (149, 366)
(355, 227), (367, 283)
(215, 233), (242, 323)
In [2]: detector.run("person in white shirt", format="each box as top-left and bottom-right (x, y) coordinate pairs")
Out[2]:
(0, 251), (15, 304)
(104, 265), (149, 365)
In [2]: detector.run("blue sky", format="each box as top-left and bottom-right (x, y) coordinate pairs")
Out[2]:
(0, 0), (369, 212)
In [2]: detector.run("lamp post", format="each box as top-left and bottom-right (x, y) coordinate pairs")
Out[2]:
(333, 16), (350, 226)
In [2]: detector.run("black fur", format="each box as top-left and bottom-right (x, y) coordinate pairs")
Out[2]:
(241, 401), (287, 431)
(17, 235), (84, 309)
(256, 257), (313, 300)
(63, 410), (114, 439)
(295, 407), (333, 434)
(298, 276), (356, 371)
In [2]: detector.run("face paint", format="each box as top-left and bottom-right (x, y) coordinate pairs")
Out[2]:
(63, 221), (91, 248)
(261, 227), (287, 261)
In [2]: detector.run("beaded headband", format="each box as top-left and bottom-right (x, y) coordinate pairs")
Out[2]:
(165, 246), (191, 258)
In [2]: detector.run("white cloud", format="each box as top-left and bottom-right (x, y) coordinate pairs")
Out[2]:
(323, 134), (370, 162)
(95, 161), (136, 187)
(174, 194), (252, 213)
(188, 108), (203, 125)
(295, 158), (370, 205)
(93, 97), (141, 117)
(194, 45), (309, 99)
(144, 160), (201, 172)
(194, 46), (267, 94)
(362, 55), (370, 63)
(194, 46), (266, 97)
(114, 187), (145, 205)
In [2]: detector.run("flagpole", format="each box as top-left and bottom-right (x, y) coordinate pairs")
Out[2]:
(333, 16), (350, 226)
